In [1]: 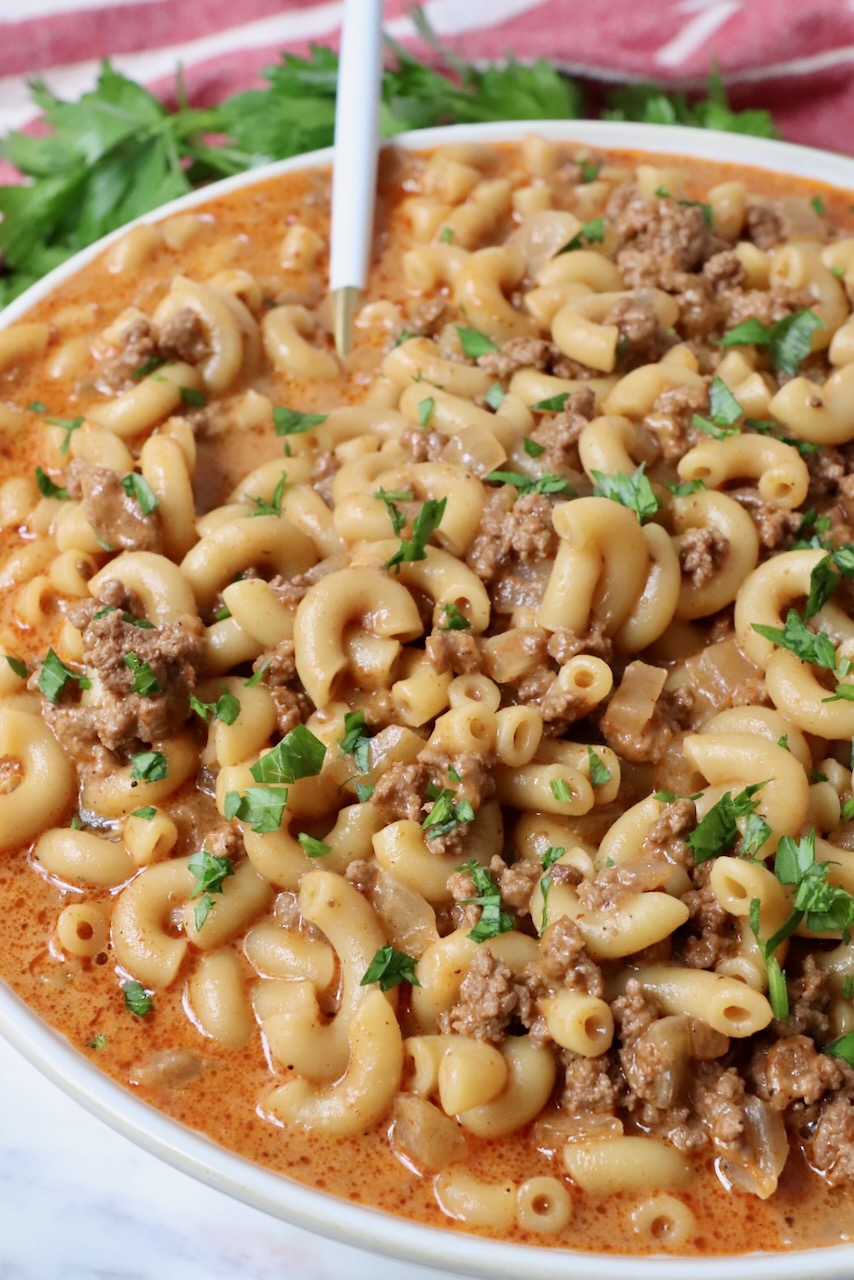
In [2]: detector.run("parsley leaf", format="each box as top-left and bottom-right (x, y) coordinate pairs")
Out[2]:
(667, 478), (707, 497)
(131, 355), (166, 380)
(298, 832), (332, 858)
(417, 396), (435, 429)
(86, 1033), (107, 1050)
(35, 466), (68, 500)
(485, 383), (505, 411)
(721, 309), (824, 377)
(550, 778), (574, 803)
(810, 195), (826, 216)
(540, 845), (565, 932)
(484, 469), (575, 497)
(37, 649), (91, 703)
(457, 859), (515, 943)
(422, 783), (475, 840)
(438, 602), (470, 631)
(456, 326), (499, 358)
(189, 688), (240, 725)
(360, 945), (420, 991)
(43, 415), (84, 455)
(586, 746), (611, 787)
(741, 812), (772, 858)
(824, 1032), (854, 1067)
(123, 652), (162, 696)
(354, 782), (375, 803)
(523, 436), (545, 457)
(129, 750), (169, 782)
(385, 497), (447, 573)
(273, 406), (327, 436)
(248, 471), (286, 518)
(224, 785), (287, 833)
(119, 472), (158, 515)
(591, 464), (659, 523)
(752, 610), (838, 670)
(686, 782), (767, 863)
(438, 226), (454, 244)
(692, 375), (743, 438)
(339, 710), (372, 773)
(244, 661), (270, 688)
(122, 981), (153, 1018)
(250, 723), (326, 785)
(188, 848), (235, 930)
(130, 806), (156, 820)
(560, 215), (606, 252)
(178, 384), (207, 407)
(530, 392), (570, 412)
(4, 655), (27, 679)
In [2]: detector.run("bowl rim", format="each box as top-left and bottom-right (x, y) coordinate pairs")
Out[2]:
(3, 118), (854, 1280)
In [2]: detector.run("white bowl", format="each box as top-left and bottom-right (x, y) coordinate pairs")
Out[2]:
(3, 120), (854, 1280)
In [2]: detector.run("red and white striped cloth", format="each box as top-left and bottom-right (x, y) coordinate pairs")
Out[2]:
(0, 0), (853, 154)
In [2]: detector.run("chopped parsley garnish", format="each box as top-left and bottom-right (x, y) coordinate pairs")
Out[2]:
(523, 436), (545, 457)
(793, 508), (832, 551)
(421, 783), (475, 840)
(131, 355), (166, 380)
(752, 610), (838, 670)
(417, 396), (435, 428)
(746, 416), (821, 458)
(586, 746), (611, 787)
(591, 464), (659, 522)
(720, 309), (824, 377)
(540, 845), (565, 932)
(188, 849), (235, 930)
(752, 830), (854, 1019)
(43, 414), (84, 455)
(842, 797), (854, 822)
(686, 782), (767, 863)
(457, 859), (515, 943)
(550, 778), (574, 804)
(130, 806), (156, 820)
(224, 785), (288, 833)
(679, 197), (713, 226)
(85, 1033), (107, 1050)
(122, 981), (153, 1017)
(248, 471), (286, 518)
(741, 812), (772, 857)
(485, 383), (505, 411)
(129, 750), (169, 782)
(798, 545), (854, 620)
(530, 392), (570, 413)
(250, 723), (326, 785)
(484, 469), (575, 497)
(360, 945), (421, 991)
(810, 195), (826, 216)
(189, 688), (240, 725)
(298, 832), (332, 858)
(439, 226), (455, 244)
(213, 604), (232, 621)
(339, 710), (372, 773)
(692, 376), (743, 439)
(29, 400), (47, 413)
(824, 1032), (854, 1067)
(4, 655), (27, 678)
(667, 478), (707, 497)
(438, 602), (470, 631)
(843, 975), (854, 999)
(394, 330), (417, 347)
(385, 497), (447, 573)
(580, 161), (600, 183)
(273, 406), (327, 436)
(37, 649), (91, 703)
(178, 384), (207, 407)
(456, 326), (499, 358)
(35, 466), (68, 500)
(561, 215), (606, 252)
(243, 661), (271, 688)
(354, 782), (375, 803)
(124, 652), (162, 696)
(119, 472), (158, 515)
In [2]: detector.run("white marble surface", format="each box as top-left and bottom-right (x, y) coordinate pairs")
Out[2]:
(0, 1031), (460, 1280)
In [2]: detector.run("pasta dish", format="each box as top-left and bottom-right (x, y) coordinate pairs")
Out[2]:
(1, 136), (854, 1256)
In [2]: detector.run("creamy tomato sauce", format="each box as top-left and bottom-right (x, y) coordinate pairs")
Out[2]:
(0, 141), (853, 1257)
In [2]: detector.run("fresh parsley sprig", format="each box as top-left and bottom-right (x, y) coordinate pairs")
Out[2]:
(720, 309), (824, 378)
(591, 464), (659, 523)
(188, 849), (235, 930)
(457, 859), (515, 943)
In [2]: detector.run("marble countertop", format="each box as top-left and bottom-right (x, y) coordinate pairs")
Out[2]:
(0, 1032), (462, 1280)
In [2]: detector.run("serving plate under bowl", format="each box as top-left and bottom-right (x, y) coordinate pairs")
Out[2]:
(2, 119), (854, 1280)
